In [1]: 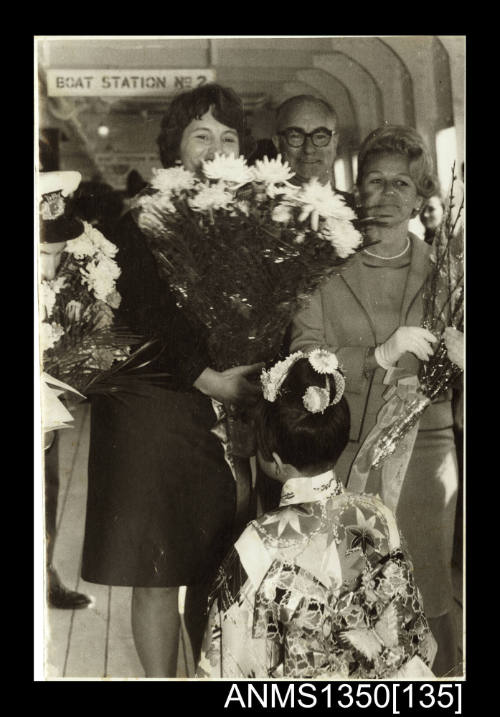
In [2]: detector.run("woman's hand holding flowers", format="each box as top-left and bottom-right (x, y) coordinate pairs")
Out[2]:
(375, 326), (438, 369)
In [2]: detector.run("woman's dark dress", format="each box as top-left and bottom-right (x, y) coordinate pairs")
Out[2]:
(81, 213), (236, 587)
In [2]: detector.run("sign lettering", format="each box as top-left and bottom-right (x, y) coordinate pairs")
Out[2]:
(47, 69), (216, 97)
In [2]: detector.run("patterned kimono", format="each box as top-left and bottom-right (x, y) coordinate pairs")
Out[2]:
(198, 471), (437, 679)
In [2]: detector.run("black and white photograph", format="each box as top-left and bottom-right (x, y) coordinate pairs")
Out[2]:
(34, 35), (465, 685)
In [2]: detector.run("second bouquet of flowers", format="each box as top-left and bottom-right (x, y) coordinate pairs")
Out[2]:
(348, 166), (464, 509)
(40, 220), (133, 394)
(39, 220), (159, 431)
(369, 168), (464, 471)
(134, 153), (365, 371)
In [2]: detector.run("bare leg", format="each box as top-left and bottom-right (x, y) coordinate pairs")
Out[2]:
(184, 583), (211, 668)
(428, 612), (459, 676)
(131, 586), (180, 677)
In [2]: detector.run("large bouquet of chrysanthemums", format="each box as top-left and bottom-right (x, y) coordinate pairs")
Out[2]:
(362, 167), (464, 471)
(135, 154), (365, 371)
(40, 221), (138, 396)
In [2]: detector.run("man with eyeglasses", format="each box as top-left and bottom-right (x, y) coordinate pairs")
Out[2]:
(272, 95), (355, 208)
(256, 95), (357, 515)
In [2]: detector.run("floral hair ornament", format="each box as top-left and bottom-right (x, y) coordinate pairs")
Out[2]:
(305, 349), (345, 412)
(261, 348), (345, 413)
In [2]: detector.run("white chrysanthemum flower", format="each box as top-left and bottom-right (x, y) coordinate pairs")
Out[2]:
(309, 348), (339, 373)
(40, 283), (56, 319)
(188, 182), (234, 212)
(66, 221), (118, 260)
(297, 178), (337, 218)
(271, 203), (293, 224)
(81, 221), (118, 258)
(150, 166), (197, 194)
(202, 153), (253, 186)
(276, 183), (301, 201)
(39, 285), (53, 318)
(64, 232), (96, 259)
(251, 154), (295, 186)
(80, 255), (121, 303)
(303, 386), (330, 414)
(39, 277), (67, 319)
(296, 178), (357, 231)
(326, 195), (357, 222)
(321, 217), (362, 258)
(40, 321), (65, 352)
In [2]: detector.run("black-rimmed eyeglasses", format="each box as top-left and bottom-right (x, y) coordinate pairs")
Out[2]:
(278, 127), (336, 148)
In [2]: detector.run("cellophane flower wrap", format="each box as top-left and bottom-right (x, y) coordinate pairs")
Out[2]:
(39, 221), (139, 398)
(134, 154), (365, 372)
(370, 168), (464, 469)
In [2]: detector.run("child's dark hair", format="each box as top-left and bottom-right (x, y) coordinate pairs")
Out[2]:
(256, 358), (350, 474)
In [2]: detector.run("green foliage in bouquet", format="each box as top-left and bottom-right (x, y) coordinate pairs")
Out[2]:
(135, 154), (367, 370)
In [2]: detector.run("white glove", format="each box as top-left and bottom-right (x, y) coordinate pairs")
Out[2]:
(444, 327), (464, 370)
(375, 326), (437, 368)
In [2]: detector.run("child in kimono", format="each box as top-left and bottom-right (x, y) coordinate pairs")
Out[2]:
(198, 349), (437, 679)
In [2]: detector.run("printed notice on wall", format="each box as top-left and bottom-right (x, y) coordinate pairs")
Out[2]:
(47, 69), (216, 96)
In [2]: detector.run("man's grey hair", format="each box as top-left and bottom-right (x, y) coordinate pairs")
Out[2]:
(275, 95), (338, 128)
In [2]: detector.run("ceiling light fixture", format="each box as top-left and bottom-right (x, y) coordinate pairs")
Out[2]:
(97, 123), (110, 138)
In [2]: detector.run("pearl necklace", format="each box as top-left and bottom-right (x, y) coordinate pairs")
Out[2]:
(363, 237), (410, 261)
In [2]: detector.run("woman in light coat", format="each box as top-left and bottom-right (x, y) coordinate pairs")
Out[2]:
(290, 125), (461, 676)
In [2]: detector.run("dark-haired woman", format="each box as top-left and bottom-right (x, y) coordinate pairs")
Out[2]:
(81, 84), (261, 677)
(291, 125), (460, 675)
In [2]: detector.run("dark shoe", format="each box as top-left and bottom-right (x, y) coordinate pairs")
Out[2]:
(47, 567), (92, 610)
(48, 582), (92, 609)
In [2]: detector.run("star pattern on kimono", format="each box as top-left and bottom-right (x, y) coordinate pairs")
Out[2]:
(347, 527), (376, 553)
(199, 490), (437, 679)
(345, 508), (386, 555)
(261, 506), (304, 538)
